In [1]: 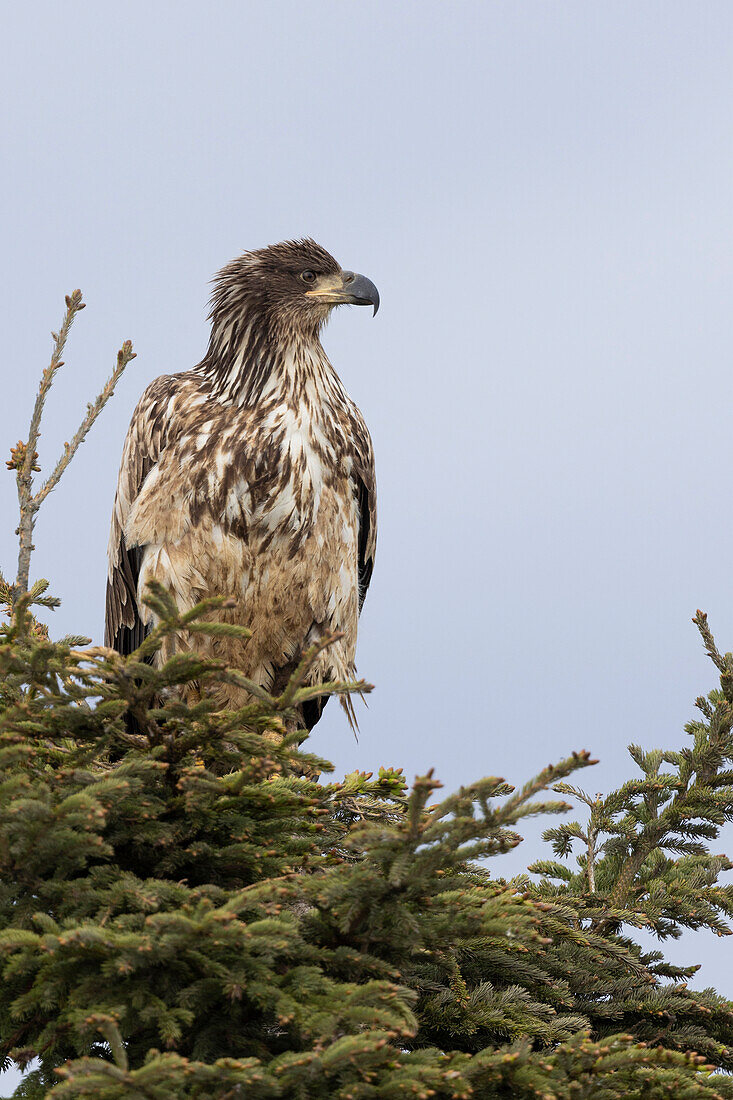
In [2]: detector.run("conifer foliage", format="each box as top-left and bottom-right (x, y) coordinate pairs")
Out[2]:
(2, 297), (733, 1097)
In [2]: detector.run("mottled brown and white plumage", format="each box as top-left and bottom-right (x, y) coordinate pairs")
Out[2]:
(105, 239), (378, 729)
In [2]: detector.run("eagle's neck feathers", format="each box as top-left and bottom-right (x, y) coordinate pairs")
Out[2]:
(198, 309), (344, 413)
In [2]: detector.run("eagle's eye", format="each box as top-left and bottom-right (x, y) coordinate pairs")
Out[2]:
(300, 270), (317, 283)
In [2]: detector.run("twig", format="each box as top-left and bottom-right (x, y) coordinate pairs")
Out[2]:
(586, 823), (597, 893)
(34, 340), (135, 509)
(13, 291), (84, 603)
(8, 292), (135, 610)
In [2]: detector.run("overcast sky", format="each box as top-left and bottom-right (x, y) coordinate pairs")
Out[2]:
(3, 2), (733, 1090)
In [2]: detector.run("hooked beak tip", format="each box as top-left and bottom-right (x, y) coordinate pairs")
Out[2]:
(344, 272), (379, 316)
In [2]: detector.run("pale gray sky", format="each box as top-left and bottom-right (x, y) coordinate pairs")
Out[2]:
(3, 2), (733, 1090)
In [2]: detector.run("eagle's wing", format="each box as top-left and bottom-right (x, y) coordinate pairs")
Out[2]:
(300, 406), (376, 733)
(349, 407), (377, 612)
(104, 376), (174, 653)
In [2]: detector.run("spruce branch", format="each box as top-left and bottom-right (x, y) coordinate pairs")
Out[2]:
(497, 750), (597, 826)
(535, 613), (733, 947)
(96, 1018), (128, 1073)
(3, 610), (733, 1092)
(694, 608), (730, 675)
(275, 631), (345, 708)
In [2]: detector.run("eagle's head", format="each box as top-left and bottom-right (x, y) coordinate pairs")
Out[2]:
(210, 239), (380, 340)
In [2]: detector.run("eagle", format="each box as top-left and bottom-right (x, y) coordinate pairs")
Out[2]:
(105, 239), (378, 730)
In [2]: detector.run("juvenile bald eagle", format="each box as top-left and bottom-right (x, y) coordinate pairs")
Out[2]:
(105, 239), (378, 729)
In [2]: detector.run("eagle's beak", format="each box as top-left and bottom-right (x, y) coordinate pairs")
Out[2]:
(306, 271), (380, 316)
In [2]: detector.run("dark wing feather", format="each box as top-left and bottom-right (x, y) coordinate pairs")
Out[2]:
(349, 409), (377, 612)
(356, 472), (375, 610)
(107, 544), (146, 655)
(104, 376), (175, 653)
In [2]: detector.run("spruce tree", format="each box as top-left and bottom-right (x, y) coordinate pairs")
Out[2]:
(2, 294), (733, 1098)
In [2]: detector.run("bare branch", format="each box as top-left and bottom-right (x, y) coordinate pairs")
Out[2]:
(25, 290), (85, 486)
(12, 291), (85, 603)
(33, 339), (136, 510)
(8, 291), (134, 614)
